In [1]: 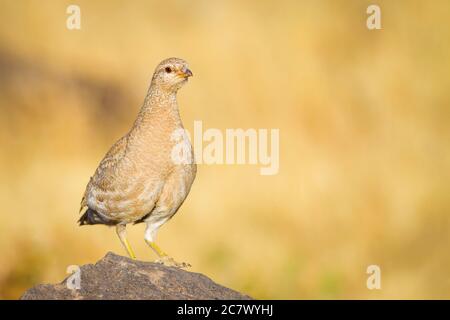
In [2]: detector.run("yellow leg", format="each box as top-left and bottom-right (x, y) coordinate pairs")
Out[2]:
(116, 225), (136, 260)
(144, 239), (168, 258)
(144, 239), (190, 268)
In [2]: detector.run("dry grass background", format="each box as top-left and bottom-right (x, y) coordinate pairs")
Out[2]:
(0, 0), (449, 299)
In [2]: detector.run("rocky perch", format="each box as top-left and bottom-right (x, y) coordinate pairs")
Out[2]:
(21, 252), (252, 300)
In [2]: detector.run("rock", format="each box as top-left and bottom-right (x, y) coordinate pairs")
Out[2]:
(20, 252), (252, 300)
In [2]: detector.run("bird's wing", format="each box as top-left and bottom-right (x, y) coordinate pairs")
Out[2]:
(79, 135), (129, 214)
(80, 134), (164, 223)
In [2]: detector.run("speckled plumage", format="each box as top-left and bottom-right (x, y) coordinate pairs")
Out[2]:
(79, 58), (196, 265)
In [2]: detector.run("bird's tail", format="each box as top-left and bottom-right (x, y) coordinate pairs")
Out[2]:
(78, 208), (117, 226)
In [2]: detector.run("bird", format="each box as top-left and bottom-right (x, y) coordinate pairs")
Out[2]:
(78, 57), (196, 268)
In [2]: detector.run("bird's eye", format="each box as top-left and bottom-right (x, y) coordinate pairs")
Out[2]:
(165, 67), (172, 73)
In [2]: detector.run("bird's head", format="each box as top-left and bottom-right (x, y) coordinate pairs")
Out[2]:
(151, 57), (193, 92)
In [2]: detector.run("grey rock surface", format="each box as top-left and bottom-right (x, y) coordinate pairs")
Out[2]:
(21, 252), (252, 300)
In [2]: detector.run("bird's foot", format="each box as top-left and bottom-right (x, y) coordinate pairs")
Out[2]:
(155, 256), (191, 269)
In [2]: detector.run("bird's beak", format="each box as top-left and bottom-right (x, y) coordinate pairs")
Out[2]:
(178, 68), (193, 78)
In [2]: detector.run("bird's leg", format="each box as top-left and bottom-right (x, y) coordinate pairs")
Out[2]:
(144, 221), (190, 268)
(145, 240), (168, 258)
(116, 224), (136, 260)
(145, 239), (190, 268)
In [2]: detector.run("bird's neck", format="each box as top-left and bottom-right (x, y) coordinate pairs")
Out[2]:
(128, 85), (183, 148)
(137, 85), (183, 127)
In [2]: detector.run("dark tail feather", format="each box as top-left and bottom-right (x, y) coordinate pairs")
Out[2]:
(78, 208), (117, 226)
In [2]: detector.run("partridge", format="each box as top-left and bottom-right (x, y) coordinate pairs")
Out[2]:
(79, 58), (196, 268)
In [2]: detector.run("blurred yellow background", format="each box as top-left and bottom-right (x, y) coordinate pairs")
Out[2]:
(0, 0), (449, 299)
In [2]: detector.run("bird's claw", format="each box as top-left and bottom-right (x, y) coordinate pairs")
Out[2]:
(155, 256), (191, 269)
